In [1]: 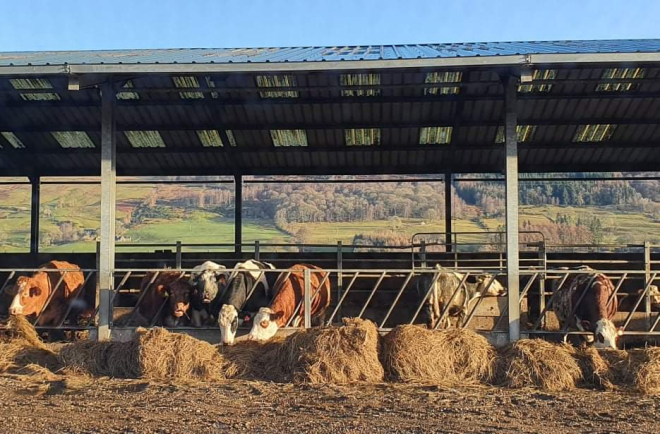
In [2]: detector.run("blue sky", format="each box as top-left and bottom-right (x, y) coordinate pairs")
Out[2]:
(0, 0), (658, 51)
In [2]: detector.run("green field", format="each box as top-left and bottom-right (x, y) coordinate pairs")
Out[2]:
(2, 183), (660, 252)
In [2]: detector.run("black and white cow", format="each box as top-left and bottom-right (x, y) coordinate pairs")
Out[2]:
(217, 260), (276, 345)
(188, 261), (229, 327)
(417, 265), (506, 329)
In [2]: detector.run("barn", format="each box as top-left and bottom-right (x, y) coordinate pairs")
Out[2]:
(1, 40), (659, 343)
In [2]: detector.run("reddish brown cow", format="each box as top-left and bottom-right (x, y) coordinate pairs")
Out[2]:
(247, 264), (331, 341)
(136, 271), (192, 326)
(8, 260), (85, 326)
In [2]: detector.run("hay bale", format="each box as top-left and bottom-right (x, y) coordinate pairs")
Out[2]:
(496, 339), (581, 391)
(381, 325), (495, 385)
(282, 318), (384, 384)
(58, 328), (225, 382)
(0, 315), (59, 372)
(220, 337), (285, 380)
(634, 347), (660, 395)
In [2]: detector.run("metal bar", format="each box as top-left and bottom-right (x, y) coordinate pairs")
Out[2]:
(234, 175), (242, 254)
(56, 271), (95, 328)
(532, 273), (570, 330)
(254, 240), (260, 261)
(380, 272), (415, 329)
(650, 312), (660, 332)
(494, 273), (539, 331)
(420, 240), (427, 268)
(175, 241), (182, 269)
(29, 176), (40, 254)
(304, 268), (312, 329)
(327, 271), (360, 325)
(445, 172), (452, 252)
(644, 242), (652, 329)
(33, 271), (67, 325)
(462, 273), (500, 328)
(622, 273), (658, 331)
(98, 81), (116, 341)
(504, 74), (520, 342)
(337, 241), (343, 321)
(358, 271), (387, 318)
(607, 273), (628, 308)
(287, 270), (330, 328)
(434, 272), (472, 329)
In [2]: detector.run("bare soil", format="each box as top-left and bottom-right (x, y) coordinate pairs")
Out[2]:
(0, 374), (658, 433)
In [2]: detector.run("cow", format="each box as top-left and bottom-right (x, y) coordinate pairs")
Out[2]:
(136, 271), (192, 327)
(188, 261), (229, 328)
(8, 260), (85, 327)
(247, 264), (331, 342)
(216, 260), (276, 345)
(417, 265), (506, 329)
(552, 266), (619, 349)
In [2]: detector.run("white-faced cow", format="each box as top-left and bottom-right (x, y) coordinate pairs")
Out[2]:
(217, 260), (276, 345)
(417, 265), (506, 329)
(552, 266), (619, 349)
(8, 260), (85, 326)
(188, 261), (229, 327)
(247, 264), (331, 342)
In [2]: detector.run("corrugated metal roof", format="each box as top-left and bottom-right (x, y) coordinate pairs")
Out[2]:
(2, 39), (660, 66)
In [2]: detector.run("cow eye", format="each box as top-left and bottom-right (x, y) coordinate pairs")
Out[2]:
(29, 287), (41, 297)
(231, 318), (238, 333)
(260, 320), (269, 329)
(597, 333), (605, 343)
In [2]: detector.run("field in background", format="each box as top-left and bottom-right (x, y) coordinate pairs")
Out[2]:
(2, 183), (660, 252)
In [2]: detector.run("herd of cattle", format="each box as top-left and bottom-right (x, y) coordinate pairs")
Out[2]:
(4, 260), (660, 348)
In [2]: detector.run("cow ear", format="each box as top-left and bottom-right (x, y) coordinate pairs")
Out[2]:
(270, 311), (284, 321)
(29, 287), (41, 297)
(157, 285), (169, 297)
(581, 320), (591, 331)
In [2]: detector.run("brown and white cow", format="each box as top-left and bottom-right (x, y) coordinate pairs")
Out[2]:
(417, 265), (506, 329)
(247, 264), (331, 341)
(552, 266), (619, 349)
(137, 271), (192, 326)
(8, 260), (85, 326)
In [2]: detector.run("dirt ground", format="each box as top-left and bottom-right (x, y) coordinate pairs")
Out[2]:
(0, 374), (658, 433)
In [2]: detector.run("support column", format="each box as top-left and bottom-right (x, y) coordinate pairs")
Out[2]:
(444, 171), (452, 252)
(29, 176), (40, 254)
(504, 75), (520, 342)
(98, 81), (116, 341)
(234, 174), (243, 254)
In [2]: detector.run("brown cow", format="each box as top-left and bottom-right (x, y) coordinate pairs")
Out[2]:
(247, 264), (330, 341)
(136, 271), (192, 326)
(553, 266), (619, 349)
(8, 260), (85, 326)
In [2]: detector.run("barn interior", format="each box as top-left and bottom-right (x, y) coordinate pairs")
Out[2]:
(1, 40), (660, 343)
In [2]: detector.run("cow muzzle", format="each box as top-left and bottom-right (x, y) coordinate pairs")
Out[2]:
(9, 306), (23, 315)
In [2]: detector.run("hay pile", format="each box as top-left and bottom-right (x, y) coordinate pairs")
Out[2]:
(381, 325), (495, 385)
(58, 328), (225, 382)
(0, 315), (59, 372)
(634, 347), (660, 395)
(221, 318), (383, 384)
(496, 339), (581, 391)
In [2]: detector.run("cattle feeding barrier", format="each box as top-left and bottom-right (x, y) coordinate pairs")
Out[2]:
(0, 239), (659, 345)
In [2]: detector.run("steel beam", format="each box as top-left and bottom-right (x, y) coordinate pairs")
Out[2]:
(445, 171), (452, 252)
(29, 176), (40, 254)
(234, 174), (243, 254)
(98, 81), (116, 341)
(504, 75), (521, 342)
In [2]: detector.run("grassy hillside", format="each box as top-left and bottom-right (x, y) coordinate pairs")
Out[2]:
(2, 182), (660, 253)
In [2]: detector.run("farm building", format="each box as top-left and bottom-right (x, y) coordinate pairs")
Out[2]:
(1, 40), (660, 344)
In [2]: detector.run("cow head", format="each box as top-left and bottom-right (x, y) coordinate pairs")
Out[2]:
(218, 304), (239, 345)
(247, 307), (283, 341)
(476, 274), (507, 296)
(190, 268), (227, 305)
(8, 276), (46, 316)
(166, 281), (191, 319)
(579, 318), (618, 349)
